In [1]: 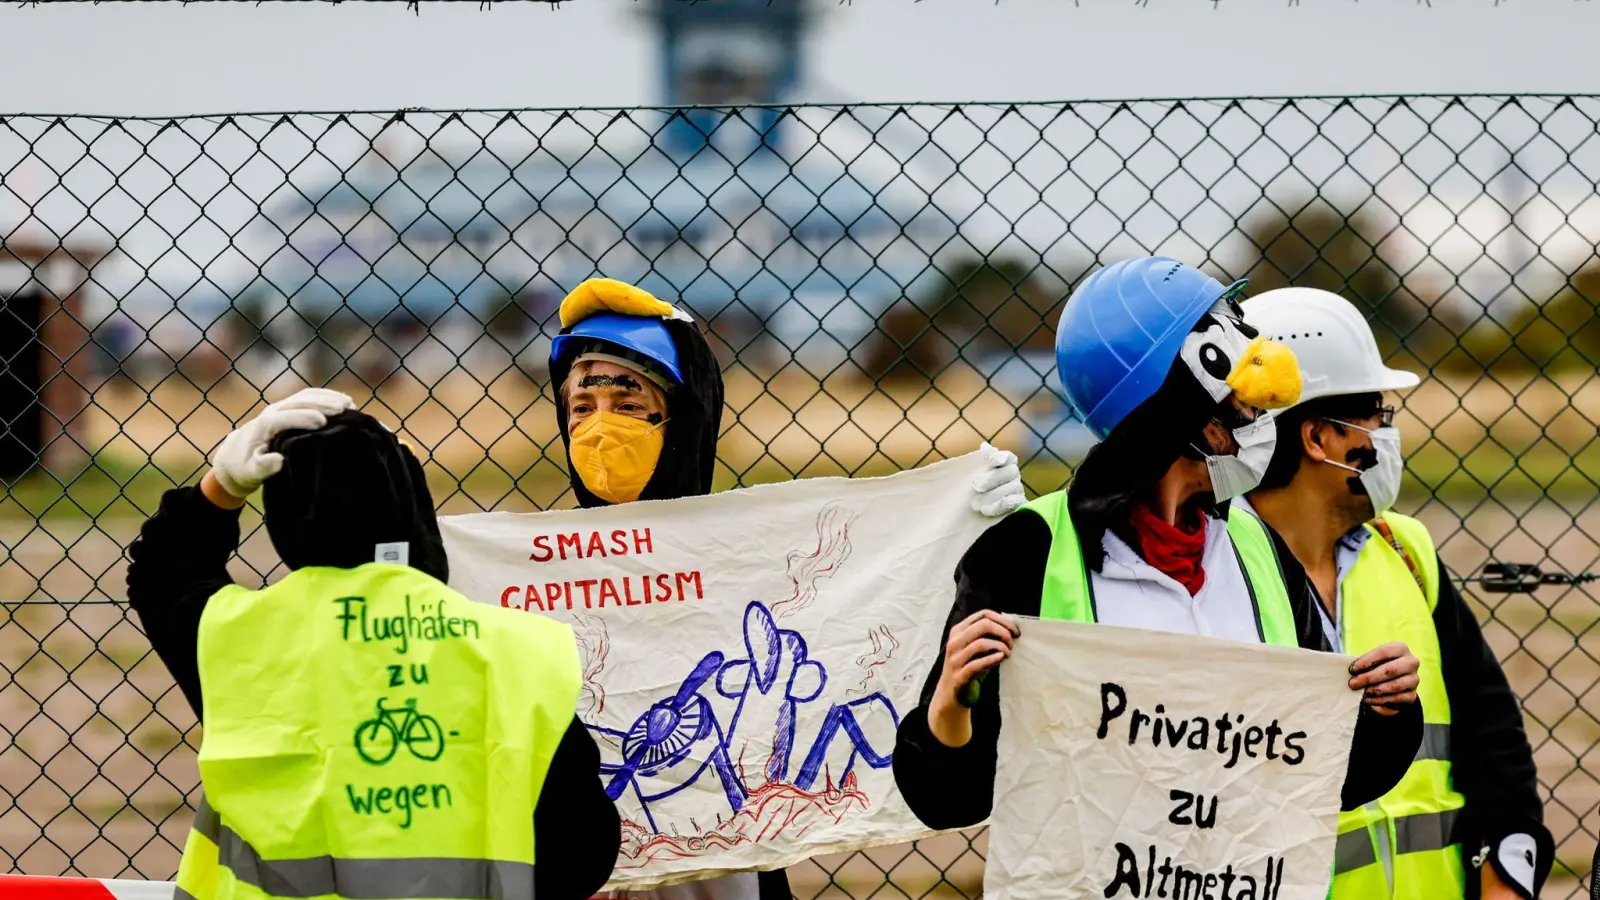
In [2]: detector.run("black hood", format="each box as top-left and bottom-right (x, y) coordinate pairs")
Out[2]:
(551, 317), (724, 507)
(1067, 354), (1219, 572)
(262, 409), (448, 582)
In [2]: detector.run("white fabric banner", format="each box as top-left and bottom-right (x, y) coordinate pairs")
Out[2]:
(439, 453), (994, 889)
(986, 619), (1361, 900)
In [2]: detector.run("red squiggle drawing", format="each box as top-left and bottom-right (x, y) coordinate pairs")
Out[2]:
(573, 613), (610, 717)
(772, 502), (856, 619)
(613, 772), (869, 869)
(848, 625), (899, 698)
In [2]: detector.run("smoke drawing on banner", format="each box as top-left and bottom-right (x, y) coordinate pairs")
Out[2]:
(440, 452), (997, 886)
(573, 503), (905, 867)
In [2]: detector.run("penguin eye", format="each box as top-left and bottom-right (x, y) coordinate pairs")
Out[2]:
(1199, 343), (1232, 380)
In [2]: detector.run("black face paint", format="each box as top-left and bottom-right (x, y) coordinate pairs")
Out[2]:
(1342, 444), (1377, 496)
(579, 373), (645, 392)
(1345, 444), (1378, 469)
(647, 413), (663, 425)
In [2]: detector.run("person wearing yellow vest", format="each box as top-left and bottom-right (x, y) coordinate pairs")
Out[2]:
(125, 391), (621, 900)
(1241, 287), (1553, 900)
(893, 257), (1426, 834)
(546, 279), (1027, 900)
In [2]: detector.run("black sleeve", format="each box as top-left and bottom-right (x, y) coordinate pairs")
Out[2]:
(534, 715), (621, 899)
(1340, 704), (1423, 811)
(124, 485), (243, 720)
(1265, 521), (1424, 811)
(891, 510), (1050, 831)
(1434, 560), (1551, 873)
(755, 868), (791, 899)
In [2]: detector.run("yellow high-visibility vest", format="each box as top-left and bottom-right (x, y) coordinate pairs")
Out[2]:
(1330, 513), (1468, 900)
(173, 562), (581, 900)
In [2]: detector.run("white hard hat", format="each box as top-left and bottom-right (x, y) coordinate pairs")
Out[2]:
(1241, 287), (1419, 405)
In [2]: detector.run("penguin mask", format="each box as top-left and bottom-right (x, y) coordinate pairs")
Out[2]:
(1067, 297), (1303, 569)
(1179, 296), (1303, 413)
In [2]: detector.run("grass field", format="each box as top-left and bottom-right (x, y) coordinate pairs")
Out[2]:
(1, 361), (1595, 895)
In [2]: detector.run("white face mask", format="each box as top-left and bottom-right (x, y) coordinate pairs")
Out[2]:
(1324, 421), (1403, 515)
(1193, 414), (1278, 502)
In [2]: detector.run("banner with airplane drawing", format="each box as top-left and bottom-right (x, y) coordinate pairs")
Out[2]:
(439, 453), (994, 889)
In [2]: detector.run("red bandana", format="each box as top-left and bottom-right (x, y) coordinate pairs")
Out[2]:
(1128, 502), (1208, 596)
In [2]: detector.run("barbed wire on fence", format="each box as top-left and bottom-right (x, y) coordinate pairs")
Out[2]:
(0, 0), (1578, 9)
(0, 97), (1595, 897)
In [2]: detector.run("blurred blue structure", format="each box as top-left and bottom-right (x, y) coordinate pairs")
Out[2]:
(113, 0), (1090, 454)
(650, 0), (806, 158)
(193, 0), (959, 357)
(224, 144), (955, 341)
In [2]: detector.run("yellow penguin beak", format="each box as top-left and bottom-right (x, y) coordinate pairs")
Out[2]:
(559, 278), (678, 328)
(1226, 336), (1303, 410)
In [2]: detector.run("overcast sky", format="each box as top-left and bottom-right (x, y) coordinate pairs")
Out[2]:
(4, 0), (1596, 328)
(4, 0), (1600, 116)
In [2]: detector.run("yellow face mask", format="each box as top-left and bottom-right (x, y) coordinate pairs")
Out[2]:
(569, 411), (665, 505)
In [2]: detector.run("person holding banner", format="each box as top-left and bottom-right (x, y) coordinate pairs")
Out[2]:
(1240, 287), (1552, 900)
(547, 278), (778, 900)
(892, 257), (1425, 835)
(1591, 832), (1598, 900)
(125, 392), (621, 900)
(546, 278), (1027, 900)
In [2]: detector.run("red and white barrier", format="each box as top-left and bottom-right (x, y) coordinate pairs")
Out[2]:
(0, 875), (175, 900)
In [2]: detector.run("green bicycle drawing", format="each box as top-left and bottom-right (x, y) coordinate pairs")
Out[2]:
(353, 698), (446, 765)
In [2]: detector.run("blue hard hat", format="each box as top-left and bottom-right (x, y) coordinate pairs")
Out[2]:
(550, 312), (684, 385)
(1056, 257), (1247, 440)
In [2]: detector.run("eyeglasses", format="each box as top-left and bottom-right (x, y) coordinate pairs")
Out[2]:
(1329, 406), (1396, 431)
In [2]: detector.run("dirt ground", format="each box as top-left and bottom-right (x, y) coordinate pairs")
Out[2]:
(1, 360), (1596, 896)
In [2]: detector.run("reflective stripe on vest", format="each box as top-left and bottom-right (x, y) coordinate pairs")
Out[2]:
(175, 803), (221, 900)
(1330, 513), (1467, 900)
(1018, 492), (1298, 647)
(178, 798), (537, 900)
(1334, 808), (1462, 873)
(173, 563), (581, 900)
(1416, 723), (1450, 762)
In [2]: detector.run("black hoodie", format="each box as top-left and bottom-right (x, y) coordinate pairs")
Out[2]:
(125, 410), (619, 900)
(551, 317), (725, 508)
(261, 410), (451, 580)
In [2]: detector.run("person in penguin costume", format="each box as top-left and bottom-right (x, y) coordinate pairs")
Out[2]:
(548, 278), (1027, 900)
(892, 257), (1426, 834)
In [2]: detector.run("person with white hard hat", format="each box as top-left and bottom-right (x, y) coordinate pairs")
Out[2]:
(1242, 287), (1552, 900)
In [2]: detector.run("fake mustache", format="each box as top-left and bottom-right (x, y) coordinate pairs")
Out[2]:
(1343, 445), (1379, 496)
(1345, 445), (1378, 470)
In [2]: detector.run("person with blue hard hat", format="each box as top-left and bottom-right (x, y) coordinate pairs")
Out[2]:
(892, 256), (1426, 838)
(545, 278), (1028, 900)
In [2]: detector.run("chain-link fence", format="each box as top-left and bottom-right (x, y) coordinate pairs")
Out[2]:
(0, 97), (1596, 897)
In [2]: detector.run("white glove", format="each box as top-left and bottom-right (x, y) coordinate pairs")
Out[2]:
(972, 442), (1025, 517)
(210, 388), (355, 499)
